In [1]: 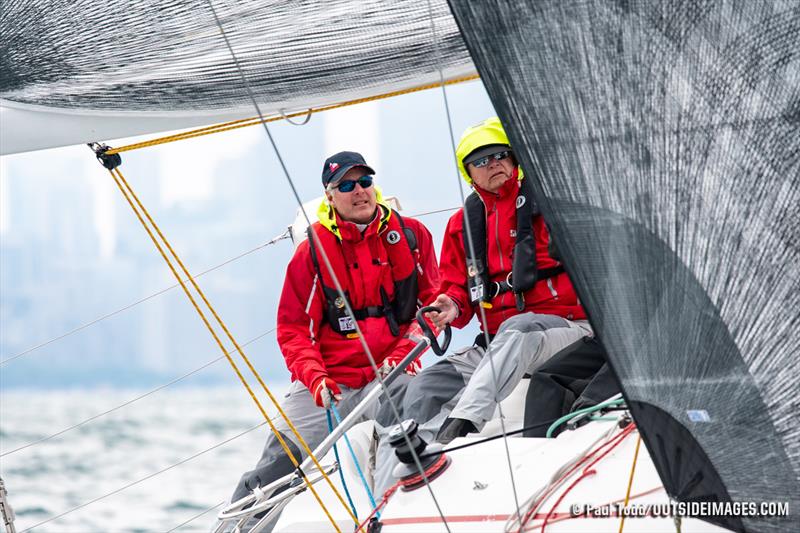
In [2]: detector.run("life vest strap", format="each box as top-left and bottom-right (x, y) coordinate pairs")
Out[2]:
(351, 306), (387, 320)
(489, 265), (566, 298)
(306, 208), (418, 337)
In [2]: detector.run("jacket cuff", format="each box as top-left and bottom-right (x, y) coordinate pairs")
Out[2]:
(449, 296), (462, 319)
(302, 369), (329, 392)
(447, 293), (466, 318)
(445, 292), (473, 329)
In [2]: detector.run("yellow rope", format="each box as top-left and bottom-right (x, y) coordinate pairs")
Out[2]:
(105, 74), (480, 154)
(108, 167), (359, 531)
(618, 434), (643, 533)
(92, 73), (481, 526)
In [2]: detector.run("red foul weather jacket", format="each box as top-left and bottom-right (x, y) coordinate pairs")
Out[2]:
(440, 177), (586, 335)
(277, 204), (439, 390)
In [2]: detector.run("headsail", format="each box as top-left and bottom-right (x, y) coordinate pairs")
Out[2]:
(0, 0), (474, 155)
(449, 1), (799, 531)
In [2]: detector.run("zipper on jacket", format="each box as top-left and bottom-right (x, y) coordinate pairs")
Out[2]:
(493, 203), (505, 271)
(491, 199), (512, 324)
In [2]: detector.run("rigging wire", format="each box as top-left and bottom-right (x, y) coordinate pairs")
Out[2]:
(0, 207), (454, 367)
(166, 501), (226, 533)
(410, 206), (459, 218)
(19, 422), (268, 533)
(108, 161), (348, 530)
(418, 418), (561, 459)
(279, 108), (313, 126)
(206, 0), (452, 528)
(425, 0), (522, 521)
(0, 231), (289, 367)
(0, 198), (459, 522)
(206, 2), (375, 529)
(0, 328), (275, 458)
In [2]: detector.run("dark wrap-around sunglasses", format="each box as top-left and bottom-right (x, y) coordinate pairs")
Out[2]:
(331, 175), (374, 193)
(470, 150), (512, 168)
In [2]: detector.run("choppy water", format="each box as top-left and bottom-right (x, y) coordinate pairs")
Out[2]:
(0, 387), (286, 532)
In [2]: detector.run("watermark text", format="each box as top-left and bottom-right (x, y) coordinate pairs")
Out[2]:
(570, 501), (789, 519)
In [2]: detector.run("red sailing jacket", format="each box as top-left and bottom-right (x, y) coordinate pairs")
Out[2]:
(277, 206), (439, 390)
(440, 177), (586, 335)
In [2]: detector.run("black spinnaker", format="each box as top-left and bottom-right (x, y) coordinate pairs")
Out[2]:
(448, 1), (799, 532)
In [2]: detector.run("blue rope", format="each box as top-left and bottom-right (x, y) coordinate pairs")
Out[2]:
(329, 402), (380, 515)
(326, 408), (359, 521)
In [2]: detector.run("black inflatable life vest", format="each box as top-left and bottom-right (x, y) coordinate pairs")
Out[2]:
(463, 176), (564, 310)
(307, 208), (419, 337)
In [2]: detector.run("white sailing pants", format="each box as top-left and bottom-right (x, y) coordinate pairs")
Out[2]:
(449, 313), (594, 429)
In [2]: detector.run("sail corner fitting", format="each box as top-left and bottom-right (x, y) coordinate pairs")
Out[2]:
(88, 142), (122, 170)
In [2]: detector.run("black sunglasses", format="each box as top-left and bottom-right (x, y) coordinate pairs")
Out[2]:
(332, 175), (374, 193)
(471, 150), (512, 168)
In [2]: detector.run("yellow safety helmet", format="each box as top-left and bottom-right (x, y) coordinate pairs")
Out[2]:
(456, 116), (520, 185)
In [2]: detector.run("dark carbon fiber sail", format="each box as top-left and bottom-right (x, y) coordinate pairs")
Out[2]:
(0, 0), (474, 153)
(0, 0), (470, 112)
(448, 1), (799, 531)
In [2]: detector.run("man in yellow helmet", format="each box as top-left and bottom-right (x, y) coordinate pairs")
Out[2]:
(407, 117), (600, 444)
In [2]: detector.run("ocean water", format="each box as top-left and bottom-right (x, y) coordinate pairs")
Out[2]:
(0, 387), (287, 532)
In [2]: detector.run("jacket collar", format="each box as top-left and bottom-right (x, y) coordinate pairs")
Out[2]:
(316, 185), (392, 240)
(472, 169), (521, 207)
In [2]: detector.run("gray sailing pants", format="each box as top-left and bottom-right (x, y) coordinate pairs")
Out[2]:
(403, 313), (593, 439)
(231, 374), (412, 504)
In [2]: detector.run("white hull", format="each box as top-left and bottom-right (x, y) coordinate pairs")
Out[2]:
(270, 381), (729, 532)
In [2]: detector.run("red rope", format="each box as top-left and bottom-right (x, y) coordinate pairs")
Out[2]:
(355, 482), (401, 532)
(516, 424), (636, 532)
(540, 469), (598, 532)
(540, 486), (664, 528)
(355, 454), (450, 531)
(538, 425), (636, 533)
(398, 454), (449, 489)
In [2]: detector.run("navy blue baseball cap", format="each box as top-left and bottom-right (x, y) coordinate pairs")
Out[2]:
(321, 151), (375, 188)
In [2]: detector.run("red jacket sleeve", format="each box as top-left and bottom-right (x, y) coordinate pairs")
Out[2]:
(275, 241), (329, 390)
(410, 218), (440, 306)
(383, 218), (441, 359)
(439, 210), (475, 329)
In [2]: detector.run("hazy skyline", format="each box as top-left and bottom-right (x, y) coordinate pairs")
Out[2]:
(1, 80), (495, 388)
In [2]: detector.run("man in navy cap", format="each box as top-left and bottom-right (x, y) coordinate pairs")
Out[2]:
(229, 151), (440, 515)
